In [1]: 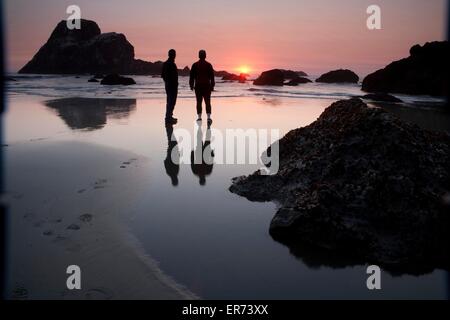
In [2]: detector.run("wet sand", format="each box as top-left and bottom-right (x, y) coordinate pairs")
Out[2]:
(3, 140), (196, 299)
(2, 94), (448, 299)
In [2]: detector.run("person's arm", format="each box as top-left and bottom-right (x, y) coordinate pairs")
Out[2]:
(161, 63), (166, 82)
(189, 64), (196, 90)
(209, 64), (215, 90)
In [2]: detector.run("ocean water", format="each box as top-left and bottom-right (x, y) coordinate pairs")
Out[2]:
(6, 74), (446, 104)
(3, 74), (449, 299)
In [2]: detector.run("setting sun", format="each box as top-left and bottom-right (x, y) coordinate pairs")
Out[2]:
(237, 66), (251, 75)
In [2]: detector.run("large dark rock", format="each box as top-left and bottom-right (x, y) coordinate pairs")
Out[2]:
(100, 74), (136, 85)
(280, 69), (308, 79)
(230, 98), (450, 273)
(19, 19), (162, 75)
(179, 66), (190, 77)
(285, 76), (312, 86)
(362, 41), (449, 96)
(316, 69), (359, 83)
(253, 69), (285, 86)
(362, 93), (403, 103)
(222, 73), (247, 83)
(214, 70), (231, 78)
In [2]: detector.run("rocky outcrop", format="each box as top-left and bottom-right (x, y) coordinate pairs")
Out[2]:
(222, 73), (247, 83)
(316, 69), (359, 83)
(230, 98), (450, 273)
(280, 69), (308, 79)
(361, 93), (402, 103)
(253, 69), (285, 86)
(19, 19), (163, 75)
(362, 41), (449, 96)
(179, 66), (190, 77)
(285, 76), (312, 86)
(100, 74), (136, 85)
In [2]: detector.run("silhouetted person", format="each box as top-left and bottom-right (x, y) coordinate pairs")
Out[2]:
(190, 123), (214, 185)
(161, 49), (178, 124)
(164, 123), (180, 186)
(190, 50), (215, 124)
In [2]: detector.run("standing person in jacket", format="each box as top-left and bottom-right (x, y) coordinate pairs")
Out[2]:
(161, 49), (178, 124)
(189, 50), (215, 124)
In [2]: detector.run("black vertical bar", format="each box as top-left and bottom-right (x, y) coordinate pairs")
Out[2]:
(0, 0), (6, 300)
(446, 0), (450, 300)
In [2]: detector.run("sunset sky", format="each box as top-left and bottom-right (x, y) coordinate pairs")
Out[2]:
(5, 0), (447, 76)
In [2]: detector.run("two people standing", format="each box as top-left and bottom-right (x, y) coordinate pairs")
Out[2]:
(161, 49), (215, 124)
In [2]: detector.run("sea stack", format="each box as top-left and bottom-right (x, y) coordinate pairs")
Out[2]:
(19, 19), (163, 75)
(316, 69), (359, 83)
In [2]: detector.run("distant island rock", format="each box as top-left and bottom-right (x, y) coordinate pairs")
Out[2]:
(253, 69), (285, 86)
(19, 19), (163, 75)
(179, 66), (191, 77)
(222, 73), (247, 83)
(230, 98), (449, 273)
(253, 69), (309, 86)
(361, 93), (403, 103)
(362, 41), (449, 96)
(279, 69), (308, 79)
(100, 74), (136, 85)
(285, 76), (312, 86)
(316, 69), (359, 83)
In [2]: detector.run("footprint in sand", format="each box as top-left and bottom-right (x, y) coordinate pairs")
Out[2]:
(43, 230), (54, 236)
(79, 213), (93, 223)
(67, 223), (81, 230)
(85, 287), (115, 300)
(11, 284), (28, 300)
(120, 158), (138, 169)
(29, 137), (47, 142)
(93, 178), (108, 189)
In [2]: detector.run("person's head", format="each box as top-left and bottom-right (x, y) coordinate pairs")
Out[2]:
(198, 50), (206, 60)
(168, 49), (176, 60)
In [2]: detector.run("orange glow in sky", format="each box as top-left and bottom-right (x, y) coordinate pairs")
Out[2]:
(4, 0), (447, 76)
(236, 66), (251, 75)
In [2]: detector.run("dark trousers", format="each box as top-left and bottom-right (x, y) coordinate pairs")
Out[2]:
(165, 85), (178, 119)
(195, 86), (212, 115)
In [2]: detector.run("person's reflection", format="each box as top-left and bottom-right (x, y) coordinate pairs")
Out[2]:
(191, 123), (214, 186)
(164, 123), (180, 186)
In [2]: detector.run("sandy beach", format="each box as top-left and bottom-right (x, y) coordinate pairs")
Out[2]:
(3, 138), (196, 299)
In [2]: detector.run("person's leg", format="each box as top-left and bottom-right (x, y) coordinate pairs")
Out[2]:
(204, 89), (212, 121)
(165, 86), (176, 120)
(195, 88), (203, 119)
(165, 87), (172, 119)
(171, 87), (178, 119)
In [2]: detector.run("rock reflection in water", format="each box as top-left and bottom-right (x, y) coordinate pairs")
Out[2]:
(44, 97), (136, 130)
